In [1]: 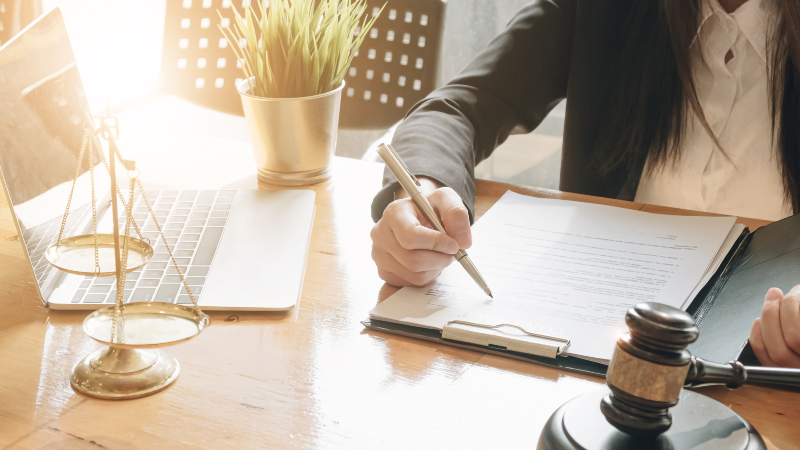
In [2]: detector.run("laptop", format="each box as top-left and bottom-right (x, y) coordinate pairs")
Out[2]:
(0, 8), (316, 311)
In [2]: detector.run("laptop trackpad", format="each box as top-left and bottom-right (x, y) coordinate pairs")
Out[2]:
(201, 189), (315, 310)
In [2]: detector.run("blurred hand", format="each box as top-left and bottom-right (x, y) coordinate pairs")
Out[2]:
(749, 286), (800, 368)
(370, 178), (472, 287)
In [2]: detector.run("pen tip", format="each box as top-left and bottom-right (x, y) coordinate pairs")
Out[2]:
(484, 288), (493, 299)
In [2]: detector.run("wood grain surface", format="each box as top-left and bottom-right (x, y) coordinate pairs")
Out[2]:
(0, 157), (798, 450)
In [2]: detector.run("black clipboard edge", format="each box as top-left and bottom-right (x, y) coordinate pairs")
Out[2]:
(362, 318), (608, 378)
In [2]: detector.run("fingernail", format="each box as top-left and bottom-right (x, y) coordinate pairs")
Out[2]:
(765, 288), (782, 302)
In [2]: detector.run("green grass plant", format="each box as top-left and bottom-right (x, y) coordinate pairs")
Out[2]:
(219, 0), (383, 98)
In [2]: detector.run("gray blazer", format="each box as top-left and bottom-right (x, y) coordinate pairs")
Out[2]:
(371, 0), (641, 223)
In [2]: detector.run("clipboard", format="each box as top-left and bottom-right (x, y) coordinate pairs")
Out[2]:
(361, 318), (610, 377)
(362, 212), (800, 374)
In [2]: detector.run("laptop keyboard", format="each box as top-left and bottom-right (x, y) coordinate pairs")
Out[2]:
(69, 189), (235, 305)
(23, 204), (90, 287)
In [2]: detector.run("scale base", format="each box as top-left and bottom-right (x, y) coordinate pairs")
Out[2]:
(71, 347), (180, 400)
(538, 388), (765, 450)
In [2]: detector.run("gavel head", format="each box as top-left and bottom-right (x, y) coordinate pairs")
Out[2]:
(601, 302), (699, 437)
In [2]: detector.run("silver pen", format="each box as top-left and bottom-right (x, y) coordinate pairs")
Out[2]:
(376, 143), (493, 298)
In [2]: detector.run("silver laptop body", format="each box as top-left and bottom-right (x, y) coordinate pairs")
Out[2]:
(0, 9), (315, 311)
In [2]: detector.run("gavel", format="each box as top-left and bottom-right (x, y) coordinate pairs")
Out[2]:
(602, 302), (800, 437)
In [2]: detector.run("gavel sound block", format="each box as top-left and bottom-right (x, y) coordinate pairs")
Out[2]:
(536, 302), (800, 450)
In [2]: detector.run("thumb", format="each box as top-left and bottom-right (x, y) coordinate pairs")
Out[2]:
(429, 187), (472, 249)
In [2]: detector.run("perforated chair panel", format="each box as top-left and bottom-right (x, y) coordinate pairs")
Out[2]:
(161, 0), (444, 128)
(340, 0), (444, 129)
(162, 0), (246, 116)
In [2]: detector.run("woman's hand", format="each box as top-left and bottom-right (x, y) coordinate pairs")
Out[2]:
(370, 180), (471, 287)
(749, 286), (800, 368)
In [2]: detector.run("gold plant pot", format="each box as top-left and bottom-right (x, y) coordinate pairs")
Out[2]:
(237, 79), (343, 186)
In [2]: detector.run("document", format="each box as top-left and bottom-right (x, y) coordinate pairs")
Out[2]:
(370, 192), (737, 363)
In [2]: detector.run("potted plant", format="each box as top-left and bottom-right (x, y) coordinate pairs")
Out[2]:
(220, 0), (382, 185)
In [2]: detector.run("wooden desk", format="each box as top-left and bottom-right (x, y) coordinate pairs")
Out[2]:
(0, 157), (796, 449)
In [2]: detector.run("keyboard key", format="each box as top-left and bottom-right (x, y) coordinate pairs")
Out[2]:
(106, 290), (132, 303)
(94, 276), (116, 285)
(166, 266), (189, 275)
(164, 230), (182, 238)
(181, 234), (201, 242)
(135, 207), (150, 215)
(197, 191), (217, 204)
(213, 203), (232, 211)
(143, 270), (164, 278)
(175, 258), (191, 265)
(216, 196), (234, 203)
(163, 275), (183, 283)
(113, 280), (137, 290)
(208, 218), (226, 227)
(169, 216), (187, 223)
(195, 227), (223, 265)
(210, 211), (229, 218)
(177, 295), (196, 304)
(71, 289), (87, 303)
(188, 266), (210, 276)
(83, 294), (107, 303)
(186, 277), (206, 285)
(177, 201), (194, 208)
(180, 286), (203, 295)
(190, 212), (208, 220)
(179, 191), (198, 201)
(89, 285), (112, 294)
(152, 253), (170, 262)
(194, 205), (211, 212)
(175, 250), (194, 258)
(130, 288), (157, 302)
(139, 279), (160, 287)
(185, 227), (204, 234)
(146, 262), (168, 270)
(80, 280), (91, 288)
(174, 209), (191, 215)
(155, 284), (180, 303)
(187, 220), (205, 227)
(178, 242), (197, 250)
(166, 223), (184, 230)
(128, 271), (141, 280)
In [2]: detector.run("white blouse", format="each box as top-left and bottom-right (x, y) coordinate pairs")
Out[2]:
(634, 0), (790, 221)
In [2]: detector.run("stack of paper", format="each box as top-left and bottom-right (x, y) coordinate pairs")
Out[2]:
(369, 192), (739, 364)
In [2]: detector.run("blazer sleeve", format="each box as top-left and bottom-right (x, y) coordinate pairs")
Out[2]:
(370, 0), (576, 223)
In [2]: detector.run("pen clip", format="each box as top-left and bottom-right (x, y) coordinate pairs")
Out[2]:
(384, 143), (421, 187)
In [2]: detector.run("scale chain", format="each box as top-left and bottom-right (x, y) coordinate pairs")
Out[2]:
(55, 129), (91, 248)
(110, 177), (137, 345)
(135, 179), (202, 314)
(88, 138), (100, 275)
(92, 135), (146, 244)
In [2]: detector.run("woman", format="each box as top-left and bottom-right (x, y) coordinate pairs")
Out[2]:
(369, 0), (800, 367)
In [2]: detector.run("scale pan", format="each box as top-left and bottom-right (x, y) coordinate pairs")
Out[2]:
(45, 234), (153, 276)
(83, 303), (209, 348)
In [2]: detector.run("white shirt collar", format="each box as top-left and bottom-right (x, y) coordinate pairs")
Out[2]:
(697, 0), (768, 62)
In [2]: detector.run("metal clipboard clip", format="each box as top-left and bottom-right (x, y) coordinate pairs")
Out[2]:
(441, 320), (571, 359)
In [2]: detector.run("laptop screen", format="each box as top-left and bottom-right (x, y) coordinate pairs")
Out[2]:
(0, 8), (106, 290)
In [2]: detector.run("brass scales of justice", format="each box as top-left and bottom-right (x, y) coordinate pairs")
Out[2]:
(45, 110), (209, 399)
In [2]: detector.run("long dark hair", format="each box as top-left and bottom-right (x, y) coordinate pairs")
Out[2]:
(596, 0), (800, 213)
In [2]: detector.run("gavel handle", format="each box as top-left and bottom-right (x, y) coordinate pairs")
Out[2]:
(685, 356), (800, 389)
